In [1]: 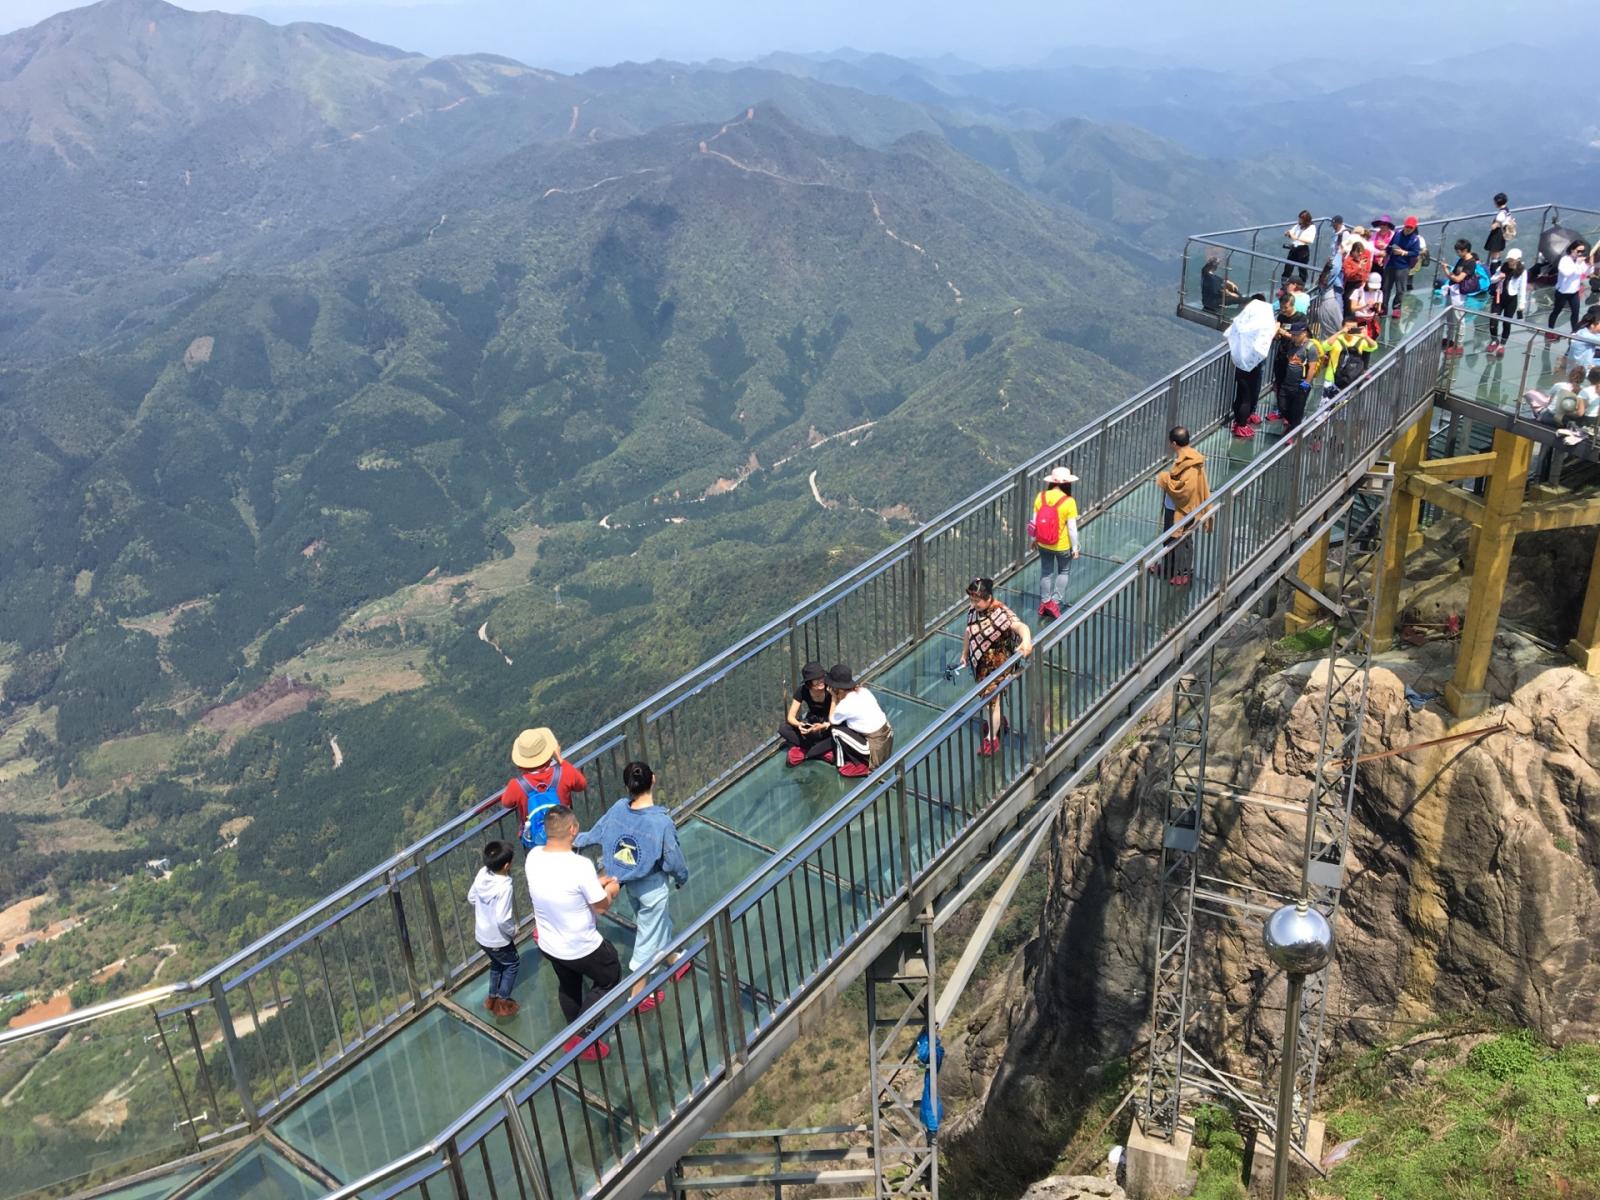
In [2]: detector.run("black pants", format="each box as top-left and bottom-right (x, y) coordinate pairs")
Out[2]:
(1381, 263), (1409, 315)
(1233, 364), (1263, 427)
(778, 722), (832, 761)
(1490, 291), (1518, 341)
(1279, 382), (1309, 431)
(1160, 507), (1194, 579)
(1282, 244), (1310, 284)
(1550, 291), (1582, 333)
(546, 940), (621, 1028)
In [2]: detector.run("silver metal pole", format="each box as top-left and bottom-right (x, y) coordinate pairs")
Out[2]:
(1272, 974), (1306, 1200)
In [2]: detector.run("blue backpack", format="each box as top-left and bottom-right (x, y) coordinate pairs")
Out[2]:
(1464, 260), (1491, 296)
(514, 771), (561, 849)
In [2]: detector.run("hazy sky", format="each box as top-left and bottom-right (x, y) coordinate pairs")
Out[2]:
(3, 0), (1583, 70)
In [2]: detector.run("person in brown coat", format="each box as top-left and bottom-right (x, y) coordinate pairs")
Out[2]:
(1154, 426), (1211, 587)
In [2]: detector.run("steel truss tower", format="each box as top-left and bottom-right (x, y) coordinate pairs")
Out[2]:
(867, 923), (940, 1200)
(1140, 467), (1394, 1147)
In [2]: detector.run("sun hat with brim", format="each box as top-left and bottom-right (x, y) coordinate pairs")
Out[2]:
(1045, 466), (1080, 485)
(801, 661), (827, 683)
(511, 727), (557, 769)
(1373, 215), (1395, 229)
(825, 663), (859, 689)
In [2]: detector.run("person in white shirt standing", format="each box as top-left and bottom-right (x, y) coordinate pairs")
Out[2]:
(1548, 241), (1592, 338)
(827, 663), (893, 778)
(1282, 210), (1316, 286)
(468, 840), (521, 1018)
(526, 806), (621, 1060)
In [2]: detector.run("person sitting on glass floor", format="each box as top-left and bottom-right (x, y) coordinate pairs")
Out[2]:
(826, 663), (893, 779)
(779, 661), (835, 767)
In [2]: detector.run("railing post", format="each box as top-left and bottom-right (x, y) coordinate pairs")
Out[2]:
(501, 1091), (556, 1200)
(1165, 375), (1182, 433)
(444, 1136), (473, 1200)
(786, 614), (801, 692)
(895, 764), (913, 891)
(715, 910), (749, 1064)
(413, 853), (450, 988)
(183, 1006), (224, 1137)
(1178, 240), (1192, 313)
(387, 868), (423, 1010)
(1028, 647), (1049, 769)
(1095, 419), (1111, 496)
(209, 979), (260, 1127)
(629, 711), (650, 764)
(1215, 491), (1237, 594)
(910, 536), (927, 638)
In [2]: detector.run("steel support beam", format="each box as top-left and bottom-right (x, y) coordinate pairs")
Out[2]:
(1568, 531), (1600, 674)
(1140, 647), (1215, 1140)
(1375, 406), (1431, 644)
(1289, 467), (1392, 1144)
(1284, 534), (1330, 635)
(867, 924), (939, 1200)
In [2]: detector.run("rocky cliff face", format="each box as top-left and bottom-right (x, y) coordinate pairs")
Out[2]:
(944, 526), (1600, 1190)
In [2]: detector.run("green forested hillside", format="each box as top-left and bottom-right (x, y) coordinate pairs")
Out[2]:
(0, 106), (1204, 944)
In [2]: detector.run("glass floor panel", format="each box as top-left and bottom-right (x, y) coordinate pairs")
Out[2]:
(450, 917), (636, 1054)
(692, 694), (944, 854)
(450, 1080), (614, 1200)
(88, 1164), (210, 1200)
(273, 1007), (523, 1184)
(183, 1144), (324, 1200)
(669, 819), (774, 924)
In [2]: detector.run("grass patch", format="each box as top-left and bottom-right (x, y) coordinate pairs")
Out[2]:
(78, 731), (185, 780)
(1278, 625), (1334, 656)
(1317, 1030), (1600, 1199)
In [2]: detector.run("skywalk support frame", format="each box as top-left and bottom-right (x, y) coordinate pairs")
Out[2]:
(867, 925), (940, 1200)
(1137, 468), (1393, 1152)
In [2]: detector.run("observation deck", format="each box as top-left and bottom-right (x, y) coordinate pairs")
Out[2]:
(6, 203), (1600, 1200)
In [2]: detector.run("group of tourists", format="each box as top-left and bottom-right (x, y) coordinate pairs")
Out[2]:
(1206, 196), (1600, 444)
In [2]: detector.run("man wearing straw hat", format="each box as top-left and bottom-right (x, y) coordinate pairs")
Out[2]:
(500, 727), (587, 848)
(1030, 465), (1081, 623)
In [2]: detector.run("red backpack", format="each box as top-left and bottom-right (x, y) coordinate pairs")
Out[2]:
(1031, 492), (1069, 547)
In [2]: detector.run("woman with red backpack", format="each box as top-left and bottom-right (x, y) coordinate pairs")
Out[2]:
(1030, 465), (1082, 622)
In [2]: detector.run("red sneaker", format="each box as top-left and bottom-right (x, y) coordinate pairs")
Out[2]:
(1248, 413), (1262, 425)
(838, 761), (869, 778)
(670, 959), (693, 983)
(1169, 573), (1192, 587)
(1043, 600), (1062, 620)
(636, 990), (666, 1013)
(563, 1035), (611, 1061)
(1232, 424), (1251, 439)
(823, 751), (835, 764)
(977, 737), (996, 757)
(786, 746), (804, 767)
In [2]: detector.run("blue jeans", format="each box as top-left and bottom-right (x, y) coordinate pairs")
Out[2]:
(481, 941), (520, 999)
(1038, 548), (1071, 605)
(626, 874), (674, 973)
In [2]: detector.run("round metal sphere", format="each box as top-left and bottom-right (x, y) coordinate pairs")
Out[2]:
(1262, 903), (1334, 975)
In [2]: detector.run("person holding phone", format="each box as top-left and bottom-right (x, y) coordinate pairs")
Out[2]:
(780, 661), (836, 766)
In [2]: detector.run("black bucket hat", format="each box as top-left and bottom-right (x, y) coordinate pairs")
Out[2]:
(826, 663), (859, 689)
(801, 661), (827, 683)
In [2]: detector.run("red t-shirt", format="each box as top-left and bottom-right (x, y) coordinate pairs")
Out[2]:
(500, 760), (586, 821)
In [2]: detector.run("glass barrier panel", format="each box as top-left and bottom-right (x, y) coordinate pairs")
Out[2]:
(0, 1007), (195, 1200)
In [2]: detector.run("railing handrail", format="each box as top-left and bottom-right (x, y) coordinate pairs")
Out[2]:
(1188, 201), (1591, 244)
(315, 312), (1451, 1199)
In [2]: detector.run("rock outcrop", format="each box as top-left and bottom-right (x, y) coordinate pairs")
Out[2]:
(947, 594), (1600, 1191)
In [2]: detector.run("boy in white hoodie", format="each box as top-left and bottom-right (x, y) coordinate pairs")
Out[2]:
(468, 841), (520, 1018)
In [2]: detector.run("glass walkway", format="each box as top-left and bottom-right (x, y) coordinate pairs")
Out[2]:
(5, 205), (1546, 1200)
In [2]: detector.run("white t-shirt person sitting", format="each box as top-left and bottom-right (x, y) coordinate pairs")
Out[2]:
(826, 662), (894, 778)
(525, 805), (621, 1060)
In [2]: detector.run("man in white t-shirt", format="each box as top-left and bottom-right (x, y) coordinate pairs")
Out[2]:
(526, 806), (621, 1060)
(827, 663), (893, 778)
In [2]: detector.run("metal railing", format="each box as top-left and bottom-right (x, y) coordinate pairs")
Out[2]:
(275, 316), (1449, 1200)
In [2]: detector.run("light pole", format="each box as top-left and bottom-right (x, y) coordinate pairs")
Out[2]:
(1261, 901), (1334, 1200)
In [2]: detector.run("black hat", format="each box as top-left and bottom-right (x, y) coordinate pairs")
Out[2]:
(801, 661), (826, 683)
(825, 663), (858, 689)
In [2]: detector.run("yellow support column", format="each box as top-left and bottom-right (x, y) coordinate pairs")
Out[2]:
(1375, 406), (1432, 645)
(1566, 531), (1600, 673)
(1285, 533), (1329, 635)
(1444, 429), (1532, 718)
